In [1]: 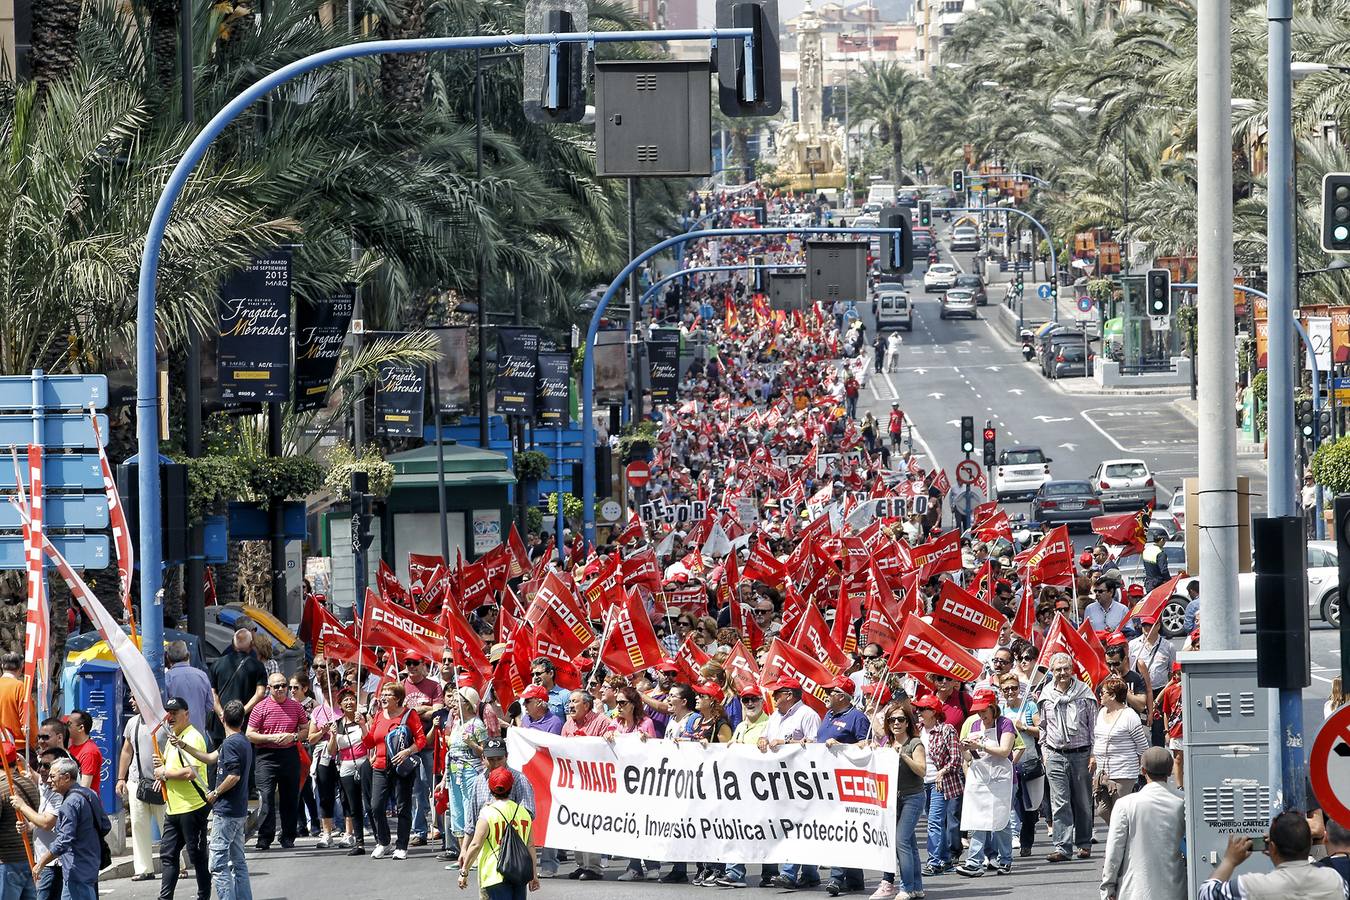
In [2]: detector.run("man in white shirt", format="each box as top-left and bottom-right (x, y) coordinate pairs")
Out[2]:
(1084, 581), (1131, 633)
(885, 332), (903, 373)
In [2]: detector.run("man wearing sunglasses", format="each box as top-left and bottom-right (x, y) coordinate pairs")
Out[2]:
(1104, 643), (1152, 717)
(1084, 580), (1130, 633)
(11, 748), (70, 900)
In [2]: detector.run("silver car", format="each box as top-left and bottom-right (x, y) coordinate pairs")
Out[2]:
(1091, 458), (1158, 509)
(940, 288), (977, 320)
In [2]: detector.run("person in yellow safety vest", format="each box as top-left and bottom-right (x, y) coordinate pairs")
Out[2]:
(1140, 535), (1171, 592)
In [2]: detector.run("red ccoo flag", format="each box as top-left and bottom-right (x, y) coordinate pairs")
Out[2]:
(598, 590), (666, 676)
(890, 615), (984, 684)
(523, 570), (595, 660)
(930, 580), (1006, 650)
(1119, 574), (1186, 630)
(759, 638), (836, 716)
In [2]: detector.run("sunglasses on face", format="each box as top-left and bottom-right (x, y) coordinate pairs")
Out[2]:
(887, 716), (908, 724)
(1019, 655), (1037, 662)
(931, 676), (951, 683)
(1093, 588), (1111, 594)
(742, 696), (762, 704)
(313, 665), (328, 671)
(862, 654), (883, 661)
(36, 734), (51, 741)
(992, 658), (1011, 666)
(1056, 606), (1071, 612)
(269, 684), (287, 690)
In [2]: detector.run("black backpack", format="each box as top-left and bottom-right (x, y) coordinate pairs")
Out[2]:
(491, 801), (533, 885)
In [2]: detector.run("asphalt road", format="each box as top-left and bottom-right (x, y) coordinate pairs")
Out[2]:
(102, 839), (1108, 900)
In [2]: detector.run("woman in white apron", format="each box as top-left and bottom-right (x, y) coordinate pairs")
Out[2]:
(954, 687), (1016, 878)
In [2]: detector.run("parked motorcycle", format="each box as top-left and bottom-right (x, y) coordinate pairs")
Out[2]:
(1020, 329), (1035, 361)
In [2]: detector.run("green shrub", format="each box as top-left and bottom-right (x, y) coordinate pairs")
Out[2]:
(1311, 435), (1350, 495)
(515, 450), (551, 482)
(323, 444), (395, 498)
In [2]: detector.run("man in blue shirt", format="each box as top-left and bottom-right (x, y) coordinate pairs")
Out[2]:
(520, 686), (564, 734)
(818, 675), (873, 897)
(1084, 580), (1131, 633)
(165, 641), (215, 741)
(529, 658), (572, 719)
(33, 757), (109, 900)
(1182, 580), (1201, 634)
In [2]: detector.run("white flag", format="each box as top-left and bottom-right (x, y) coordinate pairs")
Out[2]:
(701, 521), (733, 559)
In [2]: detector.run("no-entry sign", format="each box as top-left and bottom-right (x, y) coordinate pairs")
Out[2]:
(1311, 705), (1350, 826)
(626, 460), (651, 487)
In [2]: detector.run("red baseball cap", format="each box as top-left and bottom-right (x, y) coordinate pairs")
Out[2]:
(693, 682), (724, 702)
(970, 687), (999, 712)
(654, 660), (680, 673)
(1106, 632), (1129, 648)
(520, 685), (550, 702)
(487, 767), (514, 795)
(828, 674), (856, 694)
(1079, 552), (1093, 567)
(860, 682), (892, 705)
(767, 676), (802, 692)
(1127, 584), (1145, 598)
(912, 695), (941, 711)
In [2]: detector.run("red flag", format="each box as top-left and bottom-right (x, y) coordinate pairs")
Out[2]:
(862, 581), (904, 655)
(788, 602), (849, 673)
(674, 635), (711, 684)
(1017, 525), (1074, 585)
(617, 514), (645, 546)
(408, 553), (444, 592)
(306, 596), (379, 669)
(1120, 574), (1185, 628)
(1091, 509), (1150, 558)
(1036, 613), (1109, 687)
(622, 549), (664, 593)
(911, 528), (962, 576)
(598, 591), (666, 676)
(759, 638), (835, 715)
(930, 468), (952, 495)
(90, 418), (134, 633)
(716, 551), (740, 612)
(972, 508), (1012, 544)
(930, 580), (1006, 650)
(523, 571), (595, 660)
(581, 554), (623, 619)
(377, 560), (411, 607)
(442, 603), (492, 688)
(531, 539), (554, 580)
(419, 565), (452, 616)
(457, 558), (494, 611)
(362, 589), (446, 660)
(506, 524), (530, 578)
(833, 572), (866, 656)
(532, 635), (583, 691)
(1012, 580), (1037, 642)
(890, 615), (984, 684)
(723, 641), (762, 698)
(742, 538), (787, 586)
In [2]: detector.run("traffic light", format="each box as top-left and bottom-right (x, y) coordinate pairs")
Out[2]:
(960, 416), (975, 454)
(1146, 267), (1171, 316)
(522, 1), (588, 124)
(952, 170), (965, 194)
(1322, 172), (1350, 253)
(1254, 515), (1310, 689)
(716, 0), (782, 117)
(350, 469), (374, 555)
(982, 425), (996, 467)
(880, 206), (913, 274)
(1318, 408), (1333, 442)
(1298, 398), (1315, 441)
(917, 200), (932, 228)
(1014, 271), (1024, 294)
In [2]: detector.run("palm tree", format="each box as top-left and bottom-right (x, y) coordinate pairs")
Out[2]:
(849, 61), (926, 185)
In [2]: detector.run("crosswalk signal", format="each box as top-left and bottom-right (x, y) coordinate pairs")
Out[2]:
(1146, 267), (1171, 316)
(982, 425), (996, 467)
(1014, 271), (1024, 294)
(952, 170), (965, 194)
(961, 416), (975, 454)
(1298, 398), (1315, 441)
(918, 200), (932, 228)
(880, 206), (913, 274)
(1322, 172), (1350, 253)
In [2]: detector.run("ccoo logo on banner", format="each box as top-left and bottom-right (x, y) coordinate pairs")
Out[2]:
(507, 730), (897, 869)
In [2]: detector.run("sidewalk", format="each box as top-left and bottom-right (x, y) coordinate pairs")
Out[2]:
(1173, 397), (1264, 457)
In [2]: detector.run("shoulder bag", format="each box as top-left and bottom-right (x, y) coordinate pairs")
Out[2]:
(131, 719), (165, 806)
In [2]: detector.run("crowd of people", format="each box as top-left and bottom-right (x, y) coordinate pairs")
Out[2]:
(0, 188), (1345, 900)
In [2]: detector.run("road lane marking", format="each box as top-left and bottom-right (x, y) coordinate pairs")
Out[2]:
(1078, 409), (1130, 454)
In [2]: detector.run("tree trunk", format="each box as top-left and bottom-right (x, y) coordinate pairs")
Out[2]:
(378, 0), (429, 115)
(891, 128), (905, 186)
(29, 0), (83, 94)
(147, 0), (181, 98)
(733, 130), (753, 183)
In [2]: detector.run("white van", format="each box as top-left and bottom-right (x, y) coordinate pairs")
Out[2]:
(876, 290), (912, 331)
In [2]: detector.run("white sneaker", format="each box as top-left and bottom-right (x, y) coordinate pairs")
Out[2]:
(869, 882), (898, 900)
(371, 845), (388, 859)
(393, 849), (407, 860)
(337, 834), (355, 849)
(316, 833), (331, 849)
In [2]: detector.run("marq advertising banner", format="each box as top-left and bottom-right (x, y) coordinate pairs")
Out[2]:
(217, 250), (292, 403)
(495, 327), (540, 417)
(536, 351), (571, 425)
(594, 330), (628, 403)
(375, 360), (425, 437)
(506, 729), (897, 869)
(434, 327), (471, 414)
(293, 284), (354, 411)
(647, 339), (680, 402)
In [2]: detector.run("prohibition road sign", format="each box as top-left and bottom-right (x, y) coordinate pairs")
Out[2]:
(1076, 295), (1095, 313)
(625, 460), (651, 487)
(1311, 704), (1350, 826)
(956, 459), (982, 486)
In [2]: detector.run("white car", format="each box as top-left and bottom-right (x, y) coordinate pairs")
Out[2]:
(1171, 541), (1342, 631)
(992, 447), (1052, 500)
(1091, 458), (1158, 509)
(939, 288), (977, 320)
(924, 263), (957, 292)
(875, 290), (913, 331)
(1167, 487), (1186, 529)
(951, 226), (980, 252)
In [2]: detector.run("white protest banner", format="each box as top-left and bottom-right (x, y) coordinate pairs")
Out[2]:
(506, 729), (897, 869)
